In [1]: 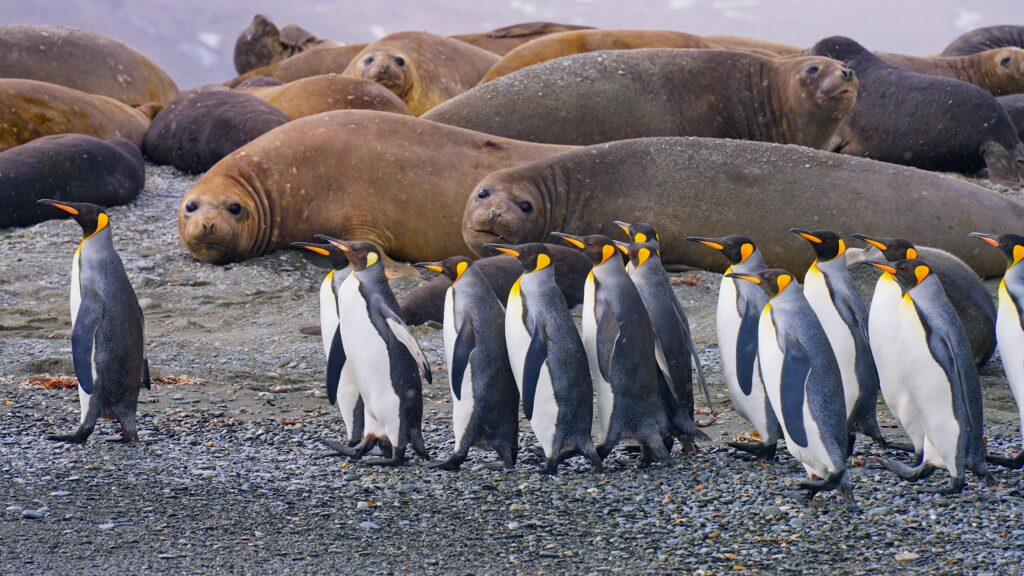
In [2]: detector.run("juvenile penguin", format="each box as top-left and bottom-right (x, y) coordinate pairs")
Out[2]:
(727, 269), (851, 498)
(790, 229), (884, 451)
(486, 242), (602, 473)
(552, 232), (673, 463)
(415, 256), (520, 470)
(292, 241), (386, 458)
(688, 235), (783, 460)
(317, 236), (431, 466)
(970, 232), (1024, 469)
(38, 200), (149, 444)
(866, 259), (993, 493)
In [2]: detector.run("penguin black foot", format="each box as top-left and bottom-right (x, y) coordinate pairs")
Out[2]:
(887, 442), (919, 455)
(479, 461), (510, 471)
(317, 438), (364, 458)
(881, 458), (936, 482)
(726, 441), (777, 461)
(409, 427), (431, 460)
(797, 470), (853, 501)
(46, 432), (90, 444)
(362, 456), (406, 467)
(985, 451), (1024, 469)
(540, 458), (560, 475)
(526, 444), (546, 459)
(426, 455), (466, 471)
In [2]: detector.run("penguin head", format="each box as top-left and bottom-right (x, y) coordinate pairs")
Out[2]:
(852, 233), (918, 261)
(970, 232), (1024, 267)
(291, 242), (350, 269)
(484, 242), (553, 274)
(551, 232), (627, 265)
(628, 240), (661, 269)
(789, 228), (845, 261)
(314, 235), (382, 271)
(866, 259), (932, 293)
(415, 256), (473, 283)
(686, 234), (757, 265)
(37, 199), (108, 238)
(726, 268), (796, 298)
(612, 220), (660, 244)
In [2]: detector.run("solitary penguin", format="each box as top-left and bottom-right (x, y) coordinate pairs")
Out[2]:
(865, 259), (993, 493)
(316, 236), (431, 466)
(727, 269), (852, 498)
(292, 241), (387, 459)
(415, 256), (519, 470)
(971, 232), (1024, 469)
(38, 200), (149, 444)
(486, 243), (602, 474)
(790, 229), (884, 452)
(552, 232), (672, 464)
(688, 235), (782, 460)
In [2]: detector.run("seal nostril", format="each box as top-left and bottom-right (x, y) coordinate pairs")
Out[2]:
(842, 68), (855, 81)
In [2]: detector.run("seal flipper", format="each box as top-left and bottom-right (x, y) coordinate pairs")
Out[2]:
(521, 321), (549, 421)
(450, 319), (476, 401)
(780, 336), (811, 449)
(736, 293), (760, 396)
(325, 327), (345, 405)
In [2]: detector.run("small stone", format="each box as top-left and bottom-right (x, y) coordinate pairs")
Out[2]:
(49, 491), (72, 497)
(895, 552), (920, 562)
(98, 522), (116, 530)
(356, 501), (372, 511)
(6, 505), (24, 513)
(867, 506), (890, 516)
(506, 521), (521, 530)
(21, 509), (45, 519)
(762, 506), (783, 518)
(359, 521), (379, 530)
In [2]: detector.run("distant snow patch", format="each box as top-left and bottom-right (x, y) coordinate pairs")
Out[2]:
(370, 25), (388, 39)
(197, 32), (221, 49)
(953, 8), (983, 31)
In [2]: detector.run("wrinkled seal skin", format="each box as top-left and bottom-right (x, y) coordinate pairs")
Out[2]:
(462, 137), (1024, 277)
(239, 74), (411, 119)
(226, 44), (367, 88)
(232, 14), (338, 75)
(452, 21), (593, 55)
(876, 48), (1024, 96)
(400, 246), (591, 325)
(179, 111), (571, 265)
(425, 49), (857, 148)
(1000, 94), (1024, 141)
(942, 25), (1024, 56)
(808, 36), (1024, 187)
(0, 79), (150, 152)
(142, 90), (289, 174)
(0, 25), (178, 106)
(0, 135), (144, 228)
(343, 32), (499, 116)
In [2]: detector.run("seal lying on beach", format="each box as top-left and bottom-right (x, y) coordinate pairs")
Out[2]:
(942, 25), (1024, 56)
(238, 74), (411, 119)
(233, 14), (338, 74)
(875, 48), (1024, 96)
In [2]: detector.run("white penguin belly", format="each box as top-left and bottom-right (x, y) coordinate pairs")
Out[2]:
(319, 273), (339, 357)
(870, 276), (924, 451)
(582, 275), (613, 444)
(443, 289), (476, 448)
(804, 269), (859, 419)
(71, 247), (90, 422)
(505, 281), (558, 457)
(997, 283), (1024, 438)
(717, 277), (773, 440)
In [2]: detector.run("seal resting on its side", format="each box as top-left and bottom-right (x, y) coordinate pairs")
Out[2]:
(452, 22), (593, 55)
(178, 111), (571, 265)
(425, 49), (857, 148)
(875, 48), (1024, 96)
(942, 25), (1024, 56)
(225, 44), (367, 88)
(704, 35), (803, 56)
(461, 137), (1024, 277)
(233, 14), (338, 74)
(238, 74), (411, 119)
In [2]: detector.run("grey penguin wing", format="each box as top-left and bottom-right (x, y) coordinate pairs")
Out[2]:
(71, 292), (104, 395)
(369, 295), (433, 385)
(325, 327), (345, 405)
(736, 291), (760, 396)
(450, 319), (476, 401)
(670, 296), (713, 408)
(830, 277), (871, 345)
(920, 310), (978, 433)
(595, 293), (619, 385)
(522, 320), (549, 421)
(780, 335), (811, 448)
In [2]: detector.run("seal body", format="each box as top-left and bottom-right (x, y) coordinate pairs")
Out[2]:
(875, 48), (1024, 96)
(452, 22), (593, 55)
(233, 14), (337, 74)
(226, 44), (367, 87)
(1000, 94), (1024, 141)
(942, 25), (1024, 56)
(239, 74), (412, 119)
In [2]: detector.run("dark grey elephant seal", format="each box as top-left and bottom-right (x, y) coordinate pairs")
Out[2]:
(1000, 94), (1024, 141)
(233, 14), (338, 75)
(0, 135), (144, 228)
(942, 25), (1024, 56)
(461, 137), (1024, 277)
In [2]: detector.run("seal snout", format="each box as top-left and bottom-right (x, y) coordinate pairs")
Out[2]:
(840, 68), (855, 82)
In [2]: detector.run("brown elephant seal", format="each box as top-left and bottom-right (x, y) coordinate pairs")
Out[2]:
(226, 44), (367, 88)
(875, 48), (1024, 96)
(452, 21), (593, 55)
(236, 76), (284, 88)
(179, 111), (571, 264)
(1000, 94), (1024, 140)
(143, 89), (288, 174)
(0, 135), (144, 229)
(239, 74), (411, 119)
(704, 35), (803, 56)
(426, 49), (856, 148)
(0, 79), (149, 152)
(233, 14), (338, 74)
(343, 32), (498, 115)
(400, 245), (591, 325)
(461, 137), (1024, 277)
(0, 25), (177, 106)
(942, 25), (1024, 56)
(807, 36), (1024, 186)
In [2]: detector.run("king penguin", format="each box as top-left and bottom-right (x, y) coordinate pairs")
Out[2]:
(727, 269), (852, 498)
(552, 232), (673, 464)
(687, 235), (782, 460)
(971, 232), (1024, 469)
(415, 256), (520, 470)
(790, 229), (884, 452)
(485, 242), (602, 474)
(865, 259), (993, 493)
(38, 200), (149, 444)
(292, 241), (387, 459)
(316, 236), (431, 466)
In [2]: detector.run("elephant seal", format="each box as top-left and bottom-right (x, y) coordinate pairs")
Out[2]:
(233, 14), (337, 74)
(425, 49), (857, 148)
(236, 76), (284, 88)
(807, 36), (1024, 187)
(461, 137), (1024, 277)
(239, 74), (411, 119)
(226, 44), (367, 88)
(143, 89), (288, 174)
(400, 245), (591, 325)
(1000, 94), (1024, 140)
(343, 32), (498, 115)
(704, 35), (803, 56)
(179, 111), (571, 264)
(875, 48), (1024, 96)
(452, 21), (593, 55)
(0, 25), (177, 106)
(0, 79), (150, 152)
(942, 25), (1024, 56)
(0, 135), (144, 229)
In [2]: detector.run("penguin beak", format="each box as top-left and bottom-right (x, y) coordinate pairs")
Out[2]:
(483, 243), (520, 258)
(291, 242), (331, 256)
(789, 228), (822, 244)
(852, 233), (888, 251)
(550, 232), (585, 250)
(37, 199), (80, 216)
(969, 232), (1000, 248)
(724, 272), (761, 284)
(865, 261), (897, 274)
(414, 262), (445, 273)
(613, 240), (630, 255)
(686, 237), (724, 251)
(315, 234), (350, 252)
(612, 220), (632, 237)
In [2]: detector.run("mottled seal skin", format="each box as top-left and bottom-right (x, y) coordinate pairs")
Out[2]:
(343, 32), (499, 116)
(808, 36), (1024, 187)
(178, 111), (571, 265)
(704, 35), (803, 56)
(239, 74), (411, 119)
(400, 246), (591, 325)
(233, 14), (338, 75)
(1001, 94), (1024, 140)
(425, 49), (857, 148)
(461, 137), (1024, 277)
(876, 48), (1024, 96)
(0, 135), (144, 229)
(226, 44), (367, 88)
(142, 89), (289, 174)
(452, 22), (593, 55)
(0, 79), (150, 152)
(0, 25), (177, 106)
(942, 25), (1024, 56)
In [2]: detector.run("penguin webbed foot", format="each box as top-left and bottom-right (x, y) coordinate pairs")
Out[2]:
(881, 458), (935, 482)
(525, 444), (546, 459)
(317, 438), (365, 458)
(796, 470), (852, 501)
(362, 455), (406, 467)
(922, 477), (965, 495)
(46, 432), (89, 444)
(985, 451), (1024, 469)
(886, 442), (919, 455)
(726, 441), (777, 461)
(426, 455), (465, 471)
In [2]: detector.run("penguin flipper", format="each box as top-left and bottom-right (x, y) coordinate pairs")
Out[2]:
(671, 297), (713, 411)
(71, 295), (105, 395)
(780, 336), (811, 448)
(735, 294), (760, 396)
(325, 327), (345, 405)
(373, 298), (432, 385)
(522, 321), (549, 421)
(450, 320), (476, 401)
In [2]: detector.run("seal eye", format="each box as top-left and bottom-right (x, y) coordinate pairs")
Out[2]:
(805, 66), (820, 76)
(227, 203), (242, 216)
(477, 188), (491, 199)
(519, 201), (533, 214)
(1001, 57), (1012, 69)
(363, 57), (374, 66)
(394, 57), (406, 67)
(185, 200), (198, 213)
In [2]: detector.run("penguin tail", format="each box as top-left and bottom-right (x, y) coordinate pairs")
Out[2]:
(985, 451), (1024, 470)
(142, 357), (152, 390)
(848, 405), (885, 449)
